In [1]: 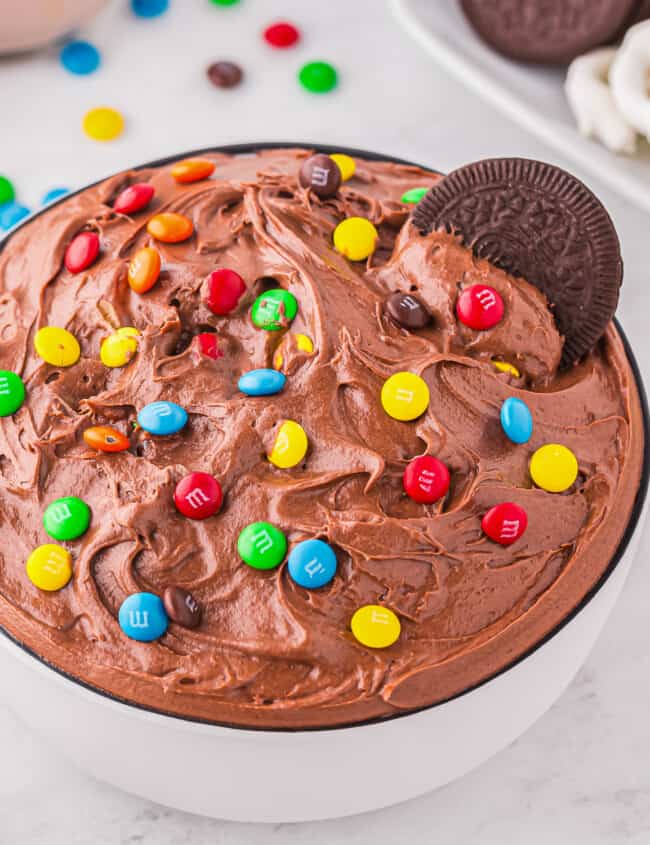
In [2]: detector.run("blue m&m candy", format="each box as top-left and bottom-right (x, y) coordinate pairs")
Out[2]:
(41, 188), (69, 206)
(131, 0), (169, 17)
(0, 202), (30, 231)
(238, 368), (286, 396)
(287, 539), (337, 589)
(60, 41), (101, 75)
(500, 397), (533, 445)
(119, 592), (168, 641)
(138, 401), (188, 435)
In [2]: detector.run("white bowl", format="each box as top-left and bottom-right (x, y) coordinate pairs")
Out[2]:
(0, 145), (647, 822)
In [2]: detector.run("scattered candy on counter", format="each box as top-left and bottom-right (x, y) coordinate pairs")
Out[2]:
(100, 327), (140, 368)
(403, 455), (450, 504)
(238, 368), (286, 397)
(381, 372), (430, 421)
(401, 187), (428, 204)
(171, 158), (215, 184)
(26, 544), (72, 592)
(147, 212), (193, 243)
(131, 0), (169, 18)
(273, 333), (314, 370)
(113, 183), (155, 215)
(137, 400), (188, 435)
(43, 496), (91, 541)
(174, 472), (223, 519)
(207, 60), (244, 88)
(34, 326), (81, 367)
(162, 586), (202, 628)
(60, 41), (101, 75)
(119, 592), (169, 642)
(268, 419), (308, 469)
(385, 292), (432, 330)
(65, 231), (100, 273)
(41, 187), (69, 206)
(263, 21), (300, 48)
(351, 605), (401, 649)
(82, 106), (125, 142)
(333, 217), (378, 261)
(492, 359), (520, 378)
(128, 246), (161, 294)
(196, 332), (222, 359)
(329, 153), (355, 182)
(287, 539), (337, 588)
(251, 288), (298, 331)
(482, 502), (528, 545)
(299, 154), (341, 198)
(83, 425), (130, 452)
(0, 203), (30, 230)
(204, 268), (246, 315)
(0, 176), (15, 206)
(210, 0), (241, 5)
(456, 284), (504, 330)
(500, 396), (533, 445)
(0, 370), (25, 417)
(530, 443), (579, 493)
(298, 61), (338, 94)
(238, 521), (287, 570)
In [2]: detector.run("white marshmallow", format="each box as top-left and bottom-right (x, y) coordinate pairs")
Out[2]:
(610, 21), (650, 141)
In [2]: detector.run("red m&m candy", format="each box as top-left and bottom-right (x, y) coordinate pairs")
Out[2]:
(481, 502), (527, 545)
(196, 332), (222, 359)
(456, 284), (504, 330)
(263, 21), (300, 48)
(403, 455), (450, 504)
(204, 268), (246, 315)
(64, 231), (100, 274)
(174, 472), (223, 519)
(113, 183), (155, 215)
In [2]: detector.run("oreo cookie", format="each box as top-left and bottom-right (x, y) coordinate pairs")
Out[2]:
(412, 158), (622, 367)
(460, 0), (639, 64)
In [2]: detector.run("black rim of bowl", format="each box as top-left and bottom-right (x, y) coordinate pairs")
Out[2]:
(0, 142), (648, 733)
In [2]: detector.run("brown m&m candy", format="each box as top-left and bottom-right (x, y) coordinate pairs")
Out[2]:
(413, 158), (622, 367)
(207, 61), (243, 89)
(163, 586), (202, 629)
(299, 154), (341, 199)
(385, 292), (432, 330)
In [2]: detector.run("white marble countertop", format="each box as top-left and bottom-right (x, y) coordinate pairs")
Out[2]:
(1, 1), (650, 842)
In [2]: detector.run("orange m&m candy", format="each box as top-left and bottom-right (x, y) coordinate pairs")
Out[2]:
(83, 425), (130, 453)
(147, 212), (193, 243)
(170, 158), (215, 184)
(128, 247), (161, 294)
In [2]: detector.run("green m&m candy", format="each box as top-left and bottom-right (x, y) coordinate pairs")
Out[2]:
(298, 61), (338, 94)
(43, 496), (91, 541)
(0, 371), (25, 417)
(0, 176), (15, 207)
(238, 521), (287, 570)
(251, 289), (298, 331)
(401, 187), (428, 204)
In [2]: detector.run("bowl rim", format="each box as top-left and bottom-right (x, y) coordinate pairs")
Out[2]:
(0, 141), (648, 734)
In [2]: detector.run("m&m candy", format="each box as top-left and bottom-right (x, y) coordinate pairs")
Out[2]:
(530, 444), (578, 493)
(330, 154), (355, 182)
(333, 217), (378, 262)
(42, 188), (69, 206)
(0, 203), (30, 230)
(119, 592), (168, 642)
(263, 21), (300, 48)
(101, 329), (139, 368)
(65, 231), (100, 274)
(299, 154), (341, 199)
(204, 268), (246, 315)
(147, 212), (193, 243)
(196, 332), (222, 359)
(492, 359), (520, 378)
(60, 41), (100, 75)
(403, 455), (450, 504)
(138, 401), (188, 435)
(26, 544), (72, 592)
(401, 187), (428, 204)
(268, 420), (308, 469)
(163, 586), (202, 628)
(83, 107), (125, 142)
(238, 368), (286, 397)
(128, 247), (161, 294)
(351, 605), (401, 649)
(456, 284), (504, 330)
(131, 0), (169, 17)
(500, 397), (533, 445)
(207, 61), (244, 88)
(482, 502), (528, 545)
(0, 175), (15, 206)
(273, 333), (314, 370)
(251, 288), (298, 331)
(34, 327), (81, 367)
(173, 472), (223, 519)
(287, 539), (337, 589)
(83, 425), (130, 452)
(113, 183), (155, 215)
(0, 371), (25, 417)
(385, 292), (431, 330)
(43, 496), (91, 541)
(299, 61), (338, 93)
(381, 372), (429, 421)
(170, 159), (215, 184)
(238, 521), (287, 570)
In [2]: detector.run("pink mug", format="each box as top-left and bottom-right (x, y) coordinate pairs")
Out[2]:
(0, 0), (109, 54)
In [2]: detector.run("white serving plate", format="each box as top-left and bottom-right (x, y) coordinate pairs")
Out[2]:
(391, 0), (650, 213)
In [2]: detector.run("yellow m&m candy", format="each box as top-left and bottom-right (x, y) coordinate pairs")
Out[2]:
(330, 153), (356, 182)
(82, 107), (125, 142)
(34, 327), (81, 367)
(26, 544), (72, 591)
(492, 359), (520, 378)
(268, 420), (308, 469)
(381, 372), (429, 421)
(351, 605), (401, 649)
(333, 217), (378, 261)
(273, 333), (314, 370)
(530, 444), (578, 493)
(100, 327), (140, 368)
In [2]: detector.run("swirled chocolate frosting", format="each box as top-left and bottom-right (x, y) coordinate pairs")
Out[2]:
(0, 148), (644, 729)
